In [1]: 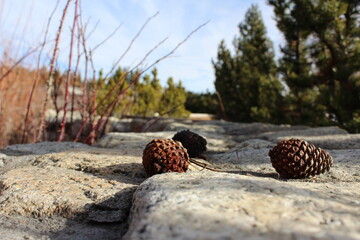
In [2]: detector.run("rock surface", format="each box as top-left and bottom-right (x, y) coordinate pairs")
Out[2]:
(0, 119), (359, 239)
(125, 172), (360, 240)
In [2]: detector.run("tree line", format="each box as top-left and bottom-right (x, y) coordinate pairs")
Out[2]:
(97, 67), (189, 119)
(212, 0), (360, 133)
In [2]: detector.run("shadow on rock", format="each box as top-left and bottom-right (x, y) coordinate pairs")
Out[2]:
(225, 170), (278, 179)
(47, 161), (148, 239)
(79, 163), (147, 185)
(50, 187), (137, 240)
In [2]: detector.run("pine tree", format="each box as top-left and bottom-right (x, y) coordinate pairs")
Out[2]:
(213, 40), (238, 120)
(149, 68), (163, 115)
(213, 4), (283, 123)
(185, 91), (219, 115)
(269, 0), (360, 131)
(131, 68), (163, 116)
(96, 67), (136, 118)
(268, 0), (324, 125)
(159, 77), (190, 118)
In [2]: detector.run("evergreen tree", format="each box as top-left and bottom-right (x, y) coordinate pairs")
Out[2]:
(131, 68), (163, 116)
(97, 67), (190, 119)
(269, 0), (360, 131)
(96, 67), (136, 118)
(268, 0), (324, 125)
(159, 77), (190, 118)
(149, 68), (163, 114)
(213, 40), (238, 120)
(185, 91), (219, 115)
(213, 5), (283, 122)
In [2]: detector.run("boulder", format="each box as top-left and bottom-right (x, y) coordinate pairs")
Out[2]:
(124, 171), (360, 240)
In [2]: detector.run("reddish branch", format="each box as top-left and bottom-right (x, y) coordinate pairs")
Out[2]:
(58, 0), (79, 141)
(80, 21), (210, 143)
(73, 13), (161, 142)
(70, 31), (82, 126)
(21, 0), (60, 143)
(103, 12), (159, 80)
(72, 13), (209, 144)
(37, 0), (72, 142)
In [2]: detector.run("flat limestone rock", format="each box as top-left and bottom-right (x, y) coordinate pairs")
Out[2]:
(296, 134), (360, 149)
(0, 153), (6, 167)
(1, 141), (90, 156)
(94, 131), (175, 152)
(33, 149), (146, 180)
(96, 128), (236, 154)
(1, 121), (360, 240)
(254, 126), (360, 149)
(0, 166), (137, 218)
(124, 171), (360, 240)
(224, 122), (309, 136)
(0, 145), (146, 223)
(209, 139), (360, 182)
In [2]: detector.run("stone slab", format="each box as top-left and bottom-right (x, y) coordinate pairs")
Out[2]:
(0, 166), (137, 218)
(1, 142), (90, 155)
(124, 171), (360, 240)
(1, 121), (360, 240)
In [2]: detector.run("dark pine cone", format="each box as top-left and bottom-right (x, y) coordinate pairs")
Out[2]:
(172, 130), (207, 158)
(269, 138), (333, 179)
(143, 139), (190, 176)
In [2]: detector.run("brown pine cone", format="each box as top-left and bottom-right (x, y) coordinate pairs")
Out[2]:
(269, 138), (333, 179)
(143, 139), (190, 176)
(172, 130), (207, 158)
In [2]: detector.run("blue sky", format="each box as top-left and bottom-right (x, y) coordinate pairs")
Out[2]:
(0, 0), (283, 92)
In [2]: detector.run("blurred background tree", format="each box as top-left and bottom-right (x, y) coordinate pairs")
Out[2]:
(96, 67), (137, 118)
(96, 67), (189, 118)
(269, 0), (360, 131)
(159, 77), (190, 118)
(131, 68), (163, 117)
(213, 40), (238, 120)
(185, 91), (219, 115)
(213, 5), (284, 123)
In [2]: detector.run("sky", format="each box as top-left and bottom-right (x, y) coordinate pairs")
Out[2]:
(0, 0), (283, 93)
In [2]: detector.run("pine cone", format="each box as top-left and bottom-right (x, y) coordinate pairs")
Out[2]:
(269, 138), (333, 179)
(143, 139), (190, 176)
(172, 130), (207, 157)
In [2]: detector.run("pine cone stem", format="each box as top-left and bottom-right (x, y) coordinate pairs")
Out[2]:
(189, 158), (222, 172)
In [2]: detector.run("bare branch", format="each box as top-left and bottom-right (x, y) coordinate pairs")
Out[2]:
(22, 0), (60, 143)
(58, 0), (79, 142)
(37, 0), (73, 142)
(103, 12), (159, 79)
(140, 21), (210, 73)
(92, 23), (123, 53)
(75, 19), (208, 144)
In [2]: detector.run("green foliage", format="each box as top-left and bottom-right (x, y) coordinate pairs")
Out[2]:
(159, 77), (190, 118)
(131, 69), (163, 117)
(213, 4), (284, 123)
(213, 40), (238, 120)
(269, 0), (360, 132)
(185, 91), (219, 115)
(96, 67), (189, 119)
(96, 67), (137, 118)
